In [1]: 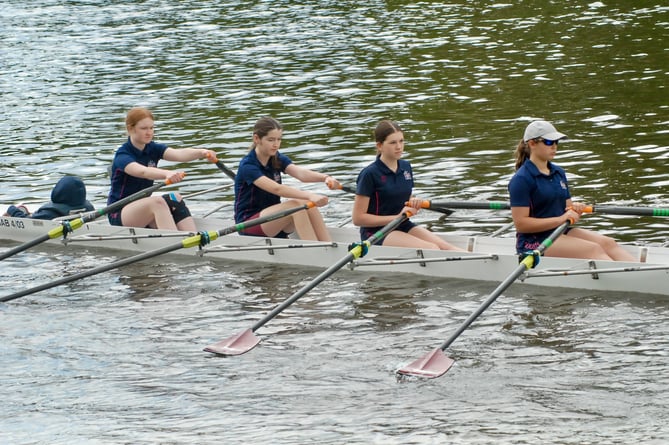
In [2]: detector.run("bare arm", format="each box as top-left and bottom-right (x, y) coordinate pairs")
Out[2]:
(253, 176), (328, 207)
(511, 198), (581, 233)
(352, 194), (415, 227)
(124, 162), (184, 184)
(163, 147), (216, 163)
(285, 164), (341, 190)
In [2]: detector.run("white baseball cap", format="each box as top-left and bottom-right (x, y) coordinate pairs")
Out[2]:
(523, 120), (568, 142)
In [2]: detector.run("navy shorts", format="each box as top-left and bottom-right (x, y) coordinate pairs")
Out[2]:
(516, 227), (572, 253)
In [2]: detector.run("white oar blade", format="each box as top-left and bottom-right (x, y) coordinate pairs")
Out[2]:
(203, 328), (260, 356)
(396, 348), (455, 379)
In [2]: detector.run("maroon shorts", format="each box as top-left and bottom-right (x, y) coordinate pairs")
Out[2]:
(239, 212), (289, 238)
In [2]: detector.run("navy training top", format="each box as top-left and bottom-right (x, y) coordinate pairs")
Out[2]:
(107, 138), (168, 206)
(508, 159), (571, 251)
(355, 155), (414, 237)
(234, 149), (293, 223)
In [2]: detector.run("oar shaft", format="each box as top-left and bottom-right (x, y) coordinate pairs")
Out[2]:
(1, 204), (314, 303)
(0, 181), (174, 262)
(423, 201), (510, 211)
(0, 242), (183, 303)
(0, 234), (50, 261)
(252, 253), (354, 331)
(250, 211), (411, 332)
(424, 200), (669, 217)
(584, 205), (669, 217)
(217, 203), (315, 237)
(437, 220), (570, 352)
(214, 160), (236, 181)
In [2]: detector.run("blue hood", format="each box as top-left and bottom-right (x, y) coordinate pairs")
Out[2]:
(50, 176), (93, 212)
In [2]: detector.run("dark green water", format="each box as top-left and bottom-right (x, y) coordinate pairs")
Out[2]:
(1, 1), (668, 444)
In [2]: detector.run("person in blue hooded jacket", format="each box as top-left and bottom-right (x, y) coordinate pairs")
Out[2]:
(4, 176), (94, 220)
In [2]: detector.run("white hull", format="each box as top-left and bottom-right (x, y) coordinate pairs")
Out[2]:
(1, 215), (668, 296)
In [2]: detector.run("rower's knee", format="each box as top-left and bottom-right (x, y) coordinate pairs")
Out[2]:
(585, 243), (611, 260)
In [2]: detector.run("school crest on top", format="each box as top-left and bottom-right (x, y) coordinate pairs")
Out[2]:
(404, 171), (412, 181)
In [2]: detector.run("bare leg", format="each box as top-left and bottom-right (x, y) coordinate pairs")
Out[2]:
(120, 197), (177, 230)
(306, 206), (332, 241)
(176, 216), (197, 232)
(567, 228), (635, 261)
(383, 230), (440, 249)
(407, 226), (465, 251)
(544, 232), (612, 260)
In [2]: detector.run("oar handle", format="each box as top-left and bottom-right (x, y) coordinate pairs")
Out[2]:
(89, 177), (181, 221)
(335, 184), (357, 194)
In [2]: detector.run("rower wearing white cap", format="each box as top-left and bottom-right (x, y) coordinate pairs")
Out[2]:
(508, 120), (635, 261)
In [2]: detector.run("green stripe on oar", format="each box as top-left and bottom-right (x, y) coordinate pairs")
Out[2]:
(203, 211), (412, 356)
(396, 220), (571, 379)
(0, 203), (314, 303)
(584, 205), (669, 217)
(419, 200), (511, 212)
(0, 179), (178, 262)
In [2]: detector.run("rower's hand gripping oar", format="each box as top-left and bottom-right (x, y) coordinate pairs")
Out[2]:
(0, 176), (183, 262)
(203, 211), (413, 356)
(333, 183), (357, 195)
(417, 200), (669, 217)
(0, 203), (315, 303)
(405, 200), (455, 217)
(396, 219), (572, 379)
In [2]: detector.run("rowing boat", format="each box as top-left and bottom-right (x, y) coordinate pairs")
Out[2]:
(1, 214), (668, 296)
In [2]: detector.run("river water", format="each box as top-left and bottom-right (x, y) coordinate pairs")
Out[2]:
(1, 1), (668, 444)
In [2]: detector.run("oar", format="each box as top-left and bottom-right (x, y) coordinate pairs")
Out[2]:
(336, 184), (357, 194)
(401, 200), (455, 216)
(418, 200), (669, 217)
(416, 200), (510, 213)
(203, 211), (412, 356)
(396, 219), (572, 379)
(213, 159), (237, 181)
(582, 205), (669, 217)
(0, 203), (315, 303)
(0, 178), (180, 262)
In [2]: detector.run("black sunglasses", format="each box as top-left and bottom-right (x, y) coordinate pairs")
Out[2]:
(535, 138), (559, 146)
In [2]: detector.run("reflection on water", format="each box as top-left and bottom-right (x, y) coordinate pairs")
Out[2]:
(1, 1), (668, 443)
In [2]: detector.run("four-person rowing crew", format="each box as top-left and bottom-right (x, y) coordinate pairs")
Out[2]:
(2, 108), (665, 379)
(4, 108), (636, 263)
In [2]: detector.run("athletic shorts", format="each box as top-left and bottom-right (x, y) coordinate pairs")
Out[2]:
(516, 227), (572, 254)
(238, 212), (289, 238)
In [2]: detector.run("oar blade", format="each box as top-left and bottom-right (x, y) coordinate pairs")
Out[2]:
(203, 328), (260, 356)
(396, 347), (455, 379)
